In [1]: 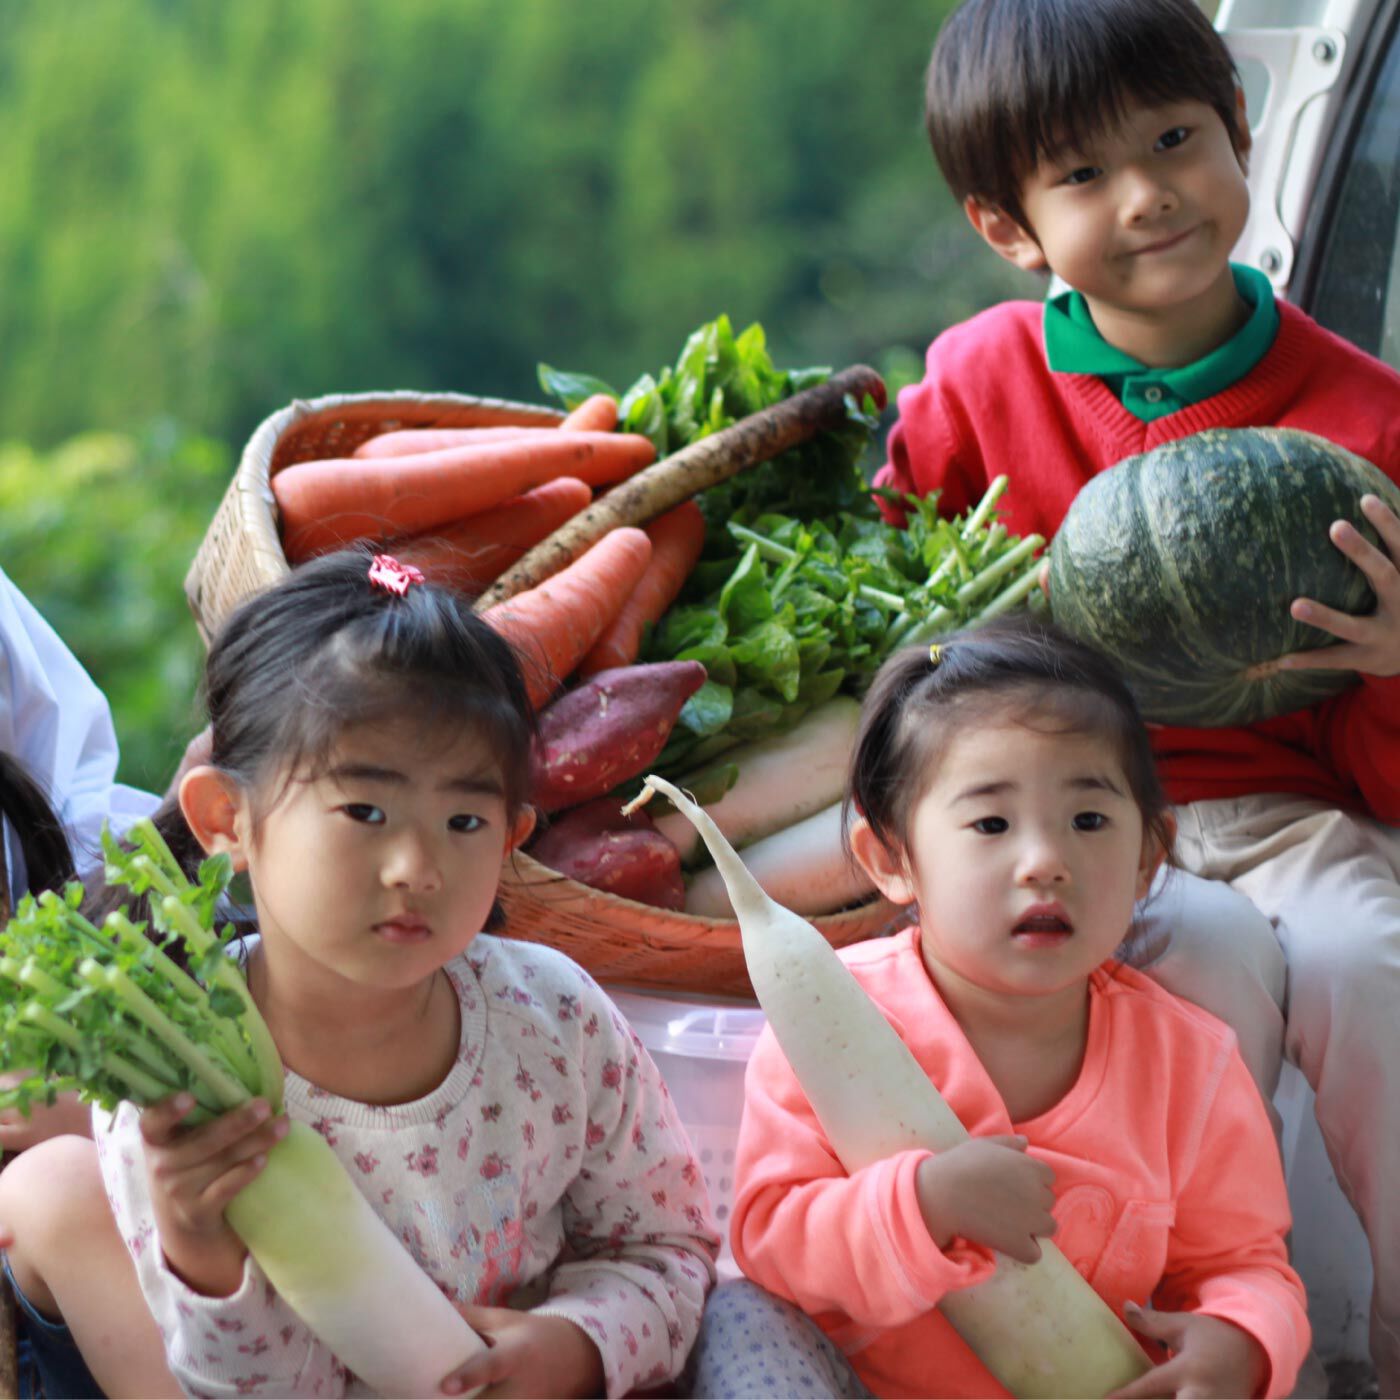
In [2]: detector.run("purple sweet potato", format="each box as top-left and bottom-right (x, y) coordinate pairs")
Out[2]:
(529, 798), (686, 909)
(530, 660), (707, 813)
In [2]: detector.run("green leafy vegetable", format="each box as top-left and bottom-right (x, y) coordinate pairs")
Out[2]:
(541, 316), (1045, 788)
(540, 313), (876, 528)
(0, 820), (282, 1122)
(641, 479), (1046, 778)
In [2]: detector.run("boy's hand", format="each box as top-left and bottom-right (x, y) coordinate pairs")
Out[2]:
(1282, 493), (1400, 678)
(439, 1305), (605, 1397)
(915, 1134), (1057, 1264)
(140, 1092), (287, 1298)
(1110, 1303), (1269, 1399)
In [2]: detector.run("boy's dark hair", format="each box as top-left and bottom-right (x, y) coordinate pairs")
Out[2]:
(845, 613), (1174, 864)
(87, 547), (537, 928)
(926, 0), (1243, 230)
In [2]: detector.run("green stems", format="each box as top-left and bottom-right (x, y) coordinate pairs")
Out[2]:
(0, 817), (286, 1124)
(80, 961), (251, 1111)
(157, 895), (285, 1111)
(952, 534), (1044, 608)
(729, 525), (909, 614)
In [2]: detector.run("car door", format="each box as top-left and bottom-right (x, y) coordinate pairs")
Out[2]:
(1219, 0), (1400, 364)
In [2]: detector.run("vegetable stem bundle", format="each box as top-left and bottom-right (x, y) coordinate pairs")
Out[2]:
(645, 477), (1046, 776)
(0, 821), (486, 1398)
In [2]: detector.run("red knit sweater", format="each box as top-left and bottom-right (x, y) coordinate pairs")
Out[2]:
(873, 299), (1400, 823)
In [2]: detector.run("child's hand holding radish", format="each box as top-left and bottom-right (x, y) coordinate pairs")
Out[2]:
(138, 1092), (288, 1299)
(1110, 1306), (1268, 1400)
(914, 1134), (1058, 1266)
(439, 1304), (605, 1399)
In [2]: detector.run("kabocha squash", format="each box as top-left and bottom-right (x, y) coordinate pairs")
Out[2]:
(1048, 427), (1400, 727)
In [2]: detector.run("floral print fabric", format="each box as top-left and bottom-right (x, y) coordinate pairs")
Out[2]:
(94, 935), (719, 1398)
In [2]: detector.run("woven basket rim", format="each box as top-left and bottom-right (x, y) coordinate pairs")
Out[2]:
(184, 388), (567, 642)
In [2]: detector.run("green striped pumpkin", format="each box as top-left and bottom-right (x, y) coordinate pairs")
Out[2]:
(1047, 427), (1400, 727)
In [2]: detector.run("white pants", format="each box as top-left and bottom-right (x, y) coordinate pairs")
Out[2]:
(1129, 795), (1400, 1393)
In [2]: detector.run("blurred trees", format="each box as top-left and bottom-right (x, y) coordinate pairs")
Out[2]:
(0, 0), (1034, 788)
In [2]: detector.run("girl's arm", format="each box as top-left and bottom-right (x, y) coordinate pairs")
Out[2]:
(1146, 1046), (1311, 1399)
(537, 983), (720, 1400)
(95, 1101), (349, 1400)
(729, 1024), (998, 1330)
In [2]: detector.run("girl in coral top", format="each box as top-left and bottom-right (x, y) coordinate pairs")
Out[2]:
(689, 617), (1308, 1400)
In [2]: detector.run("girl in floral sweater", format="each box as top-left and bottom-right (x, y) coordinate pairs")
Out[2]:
(0, 548), (717, 1398)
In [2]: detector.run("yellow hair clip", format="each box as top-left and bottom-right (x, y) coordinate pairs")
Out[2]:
(928, 643), (943, 667)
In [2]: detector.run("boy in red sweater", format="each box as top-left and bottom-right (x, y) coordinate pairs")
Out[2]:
(875, 0), (1400, 1389)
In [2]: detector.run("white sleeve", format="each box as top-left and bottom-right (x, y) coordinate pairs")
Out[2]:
(0, 566), (159, 886)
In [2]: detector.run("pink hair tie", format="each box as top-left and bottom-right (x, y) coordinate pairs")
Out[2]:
(368, 554), (425, 597)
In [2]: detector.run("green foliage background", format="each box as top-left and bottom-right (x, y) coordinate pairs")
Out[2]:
(0, 0), (1033, 792)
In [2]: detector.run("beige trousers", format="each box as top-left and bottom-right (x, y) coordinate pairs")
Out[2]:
(1129, 794), (1400, 1393)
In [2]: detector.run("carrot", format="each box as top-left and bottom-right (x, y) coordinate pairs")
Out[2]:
(353, 426), (561, 460)
(272, 431), (655, 562)
(355, 394), (613, 459)
(389, 477), (593, 595)
(475, 363), (886, 609)
(576, 500), (706, 676)
(482, 527), (653, 709)
(559, 393), (618, 433)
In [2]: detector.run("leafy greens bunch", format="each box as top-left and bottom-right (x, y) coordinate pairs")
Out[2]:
(645, 478), (1045, 781)
(540, 313), (878, 528)
(0, 821), (280, 1122)
(539, 314), (1045, 787)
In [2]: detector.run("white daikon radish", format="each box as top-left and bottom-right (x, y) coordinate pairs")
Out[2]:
(654, 697), (861, 865)
(226, 1123), (486, 1398)
(683, 803), (875, 918)
(638, 774), (1152, 1399)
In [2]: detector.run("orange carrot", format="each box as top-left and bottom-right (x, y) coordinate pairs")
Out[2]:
(559, 393), (619, 433)
(273, 432), (654, 562)
(482, 527), (653, 709)
(354, 426), (561, 460)
(355, 394), (614, 457)
(390, 477), (593, 595)
(576, 500), (706, 676)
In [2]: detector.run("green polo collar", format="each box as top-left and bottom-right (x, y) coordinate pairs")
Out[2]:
(1043, 263), (1279, 421)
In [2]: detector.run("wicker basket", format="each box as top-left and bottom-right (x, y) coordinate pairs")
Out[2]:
(185, 389), (566, 643)
(185, 390), (905, 998)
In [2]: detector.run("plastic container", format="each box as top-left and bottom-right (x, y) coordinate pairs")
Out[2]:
(607, 987), (767, 1281)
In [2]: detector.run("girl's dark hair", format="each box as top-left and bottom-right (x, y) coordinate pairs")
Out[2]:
(926, 0), (1244, 230)
(846, 614), (1173, 864)
(88, 547), (537, 928)
(0, 752), (77, 904)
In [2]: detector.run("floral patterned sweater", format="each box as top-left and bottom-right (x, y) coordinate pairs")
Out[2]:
(94, 935), (720, 1398)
